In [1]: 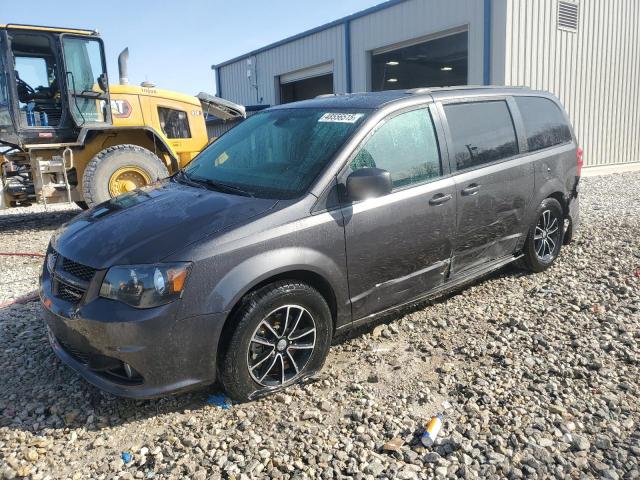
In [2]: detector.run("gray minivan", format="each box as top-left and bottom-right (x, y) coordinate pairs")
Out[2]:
(40, 86), (581, 401)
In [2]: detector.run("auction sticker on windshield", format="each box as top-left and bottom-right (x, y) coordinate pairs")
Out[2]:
(319, 113), (364, 123)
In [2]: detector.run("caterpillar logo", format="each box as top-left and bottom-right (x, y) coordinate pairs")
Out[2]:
(111, 99), (132, 119)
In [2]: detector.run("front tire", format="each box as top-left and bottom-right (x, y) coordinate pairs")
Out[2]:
(220, 281), (332, 402)
(81, 144), (169, 207)
(519, 198), (564, 272)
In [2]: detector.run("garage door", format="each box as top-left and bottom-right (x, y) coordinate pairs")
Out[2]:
(279, 63), (334, 104)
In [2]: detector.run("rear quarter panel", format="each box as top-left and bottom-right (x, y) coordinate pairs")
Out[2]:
(513, 93), (578, 228)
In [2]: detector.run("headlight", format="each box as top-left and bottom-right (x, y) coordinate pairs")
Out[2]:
(99, 263), (191, 308)
(46, 251), (58, 273)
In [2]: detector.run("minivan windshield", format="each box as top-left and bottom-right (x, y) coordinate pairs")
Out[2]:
(183, 108), (369, 199)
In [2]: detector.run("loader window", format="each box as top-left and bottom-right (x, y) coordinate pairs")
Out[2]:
(0, 51), (7, 105)
(158, 107), (191, 139)
(61, 36), (108, 124)
(10, 32), (63, 127)
(0, 37), (10, 129)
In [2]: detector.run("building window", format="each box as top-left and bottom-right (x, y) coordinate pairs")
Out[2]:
(158, 107), (191, 139)
(371, 31), (468, 91)
(444, 101), (519, 171)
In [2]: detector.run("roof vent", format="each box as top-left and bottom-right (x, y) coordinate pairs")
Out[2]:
(558, 1), (579, 32)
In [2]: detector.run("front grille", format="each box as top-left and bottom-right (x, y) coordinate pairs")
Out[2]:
(61, 257), (96, 282)
(57, 338), (90, 365)
(57, 282), (85, 304)
(49, 249), (96, 305)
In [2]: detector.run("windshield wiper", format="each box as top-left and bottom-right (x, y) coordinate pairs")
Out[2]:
(190, 175), (255, 197)
(174, 169), (206, 189)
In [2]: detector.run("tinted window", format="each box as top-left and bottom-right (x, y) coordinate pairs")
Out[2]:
(184, 108), (368, 199)
(444, 100), (519, 171)
(515, 96), (572, 151)
(159, 107), (191, 139)
(351, 109), (441, 188)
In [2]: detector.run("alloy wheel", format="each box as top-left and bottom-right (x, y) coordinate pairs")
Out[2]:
(534, 209), (561, 262)
(247, 305), (316, 387)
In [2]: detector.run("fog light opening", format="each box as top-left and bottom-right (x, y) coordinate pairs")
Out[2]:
(123, 362), (134, 379)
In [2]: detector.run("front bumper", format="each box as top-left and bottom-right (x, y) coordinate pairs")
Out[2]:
(40, 266), (226, 399)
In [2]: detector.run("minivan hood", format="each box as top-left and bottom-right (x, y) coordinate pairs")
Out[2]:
(51, 180), (278, 269)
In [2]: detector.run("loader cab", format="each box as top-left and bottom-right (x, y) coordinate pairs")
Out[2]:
(0, 25), (111, 147)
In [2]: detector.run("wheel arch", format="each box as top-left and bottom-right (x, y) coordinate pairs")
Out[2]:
(213, 266), (341, 370)
(76, 127), (179, 180)
(546, 191), (568, 218)
(525, 175), (567, 226)
(227, 269), (338, 328)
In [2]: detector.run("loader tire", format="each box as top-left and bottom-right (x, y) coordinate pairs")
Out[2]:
(82, 145), (169, 207)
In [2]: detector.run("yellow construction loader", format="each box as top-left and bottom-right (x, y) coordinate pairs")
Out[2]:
(0, 24), (245, 209)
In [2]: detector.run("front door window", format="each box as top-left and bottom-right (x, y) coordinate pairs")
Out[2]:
(350, 108), (441, 188)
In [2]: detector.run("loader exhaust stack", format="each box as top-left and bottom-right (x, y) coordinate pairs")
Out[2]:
(118, 48), (129, 85)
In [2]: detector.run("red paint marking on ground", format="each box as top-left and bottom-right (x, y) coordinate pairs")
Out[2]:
(0, 291), (39, 309)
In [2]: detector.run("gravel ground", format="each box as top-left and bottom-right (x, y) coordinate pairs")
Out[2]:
(0, 173), (638, 480)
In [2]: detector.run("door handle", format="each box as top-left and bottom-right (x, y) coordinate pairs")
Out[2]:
(461, 184), (480, 196)
(429, 193), (452, 206)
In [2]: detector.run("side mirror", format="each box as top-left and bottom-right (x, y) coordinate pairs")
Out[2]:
(346, 167), (392, 201)
(97, 73), (109, 92)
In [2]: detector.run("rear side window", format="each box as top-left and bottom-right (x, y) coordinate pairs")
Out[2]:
(158, 107), (191, 139)
(515, 96), (572, 151)
(350, 108), (441, 188)
(444, 100), (519, 171)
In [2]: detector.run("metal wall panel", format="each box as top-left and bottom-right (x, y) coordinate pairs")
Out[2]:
(349, 0), (486, 91)
(504, 0), (640, 166)
(218, 24), (345, 106)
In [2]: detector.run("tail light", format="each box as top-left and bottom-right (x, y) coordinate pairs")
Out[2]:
(576, 147), (584, 176)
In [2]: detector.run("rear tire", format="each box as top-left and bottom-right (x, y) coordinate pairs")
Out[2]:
(220, 281), (332, 402)
(81, 145), (169, 207)
(519, 198), (564, 273)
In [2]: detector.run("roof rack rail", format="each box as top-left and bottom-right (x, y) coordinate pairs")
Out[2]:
(407, 85), (532, 95)
(405, 88), (431, 95)
(315, 93), (354, 99)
